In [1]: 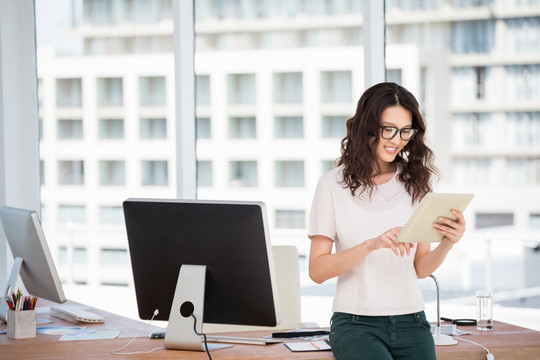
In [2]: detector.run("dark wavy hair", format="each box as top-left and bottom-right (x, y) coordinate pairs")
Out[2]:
(337, 82), (439, 203)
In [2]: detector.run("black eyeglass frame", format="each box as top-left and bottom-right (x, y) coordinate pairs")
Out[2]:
(379, 126), (419, 141)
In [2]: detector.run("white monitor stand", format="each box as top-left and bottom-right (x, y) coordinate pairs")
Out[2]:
(0, 257), (23, 322)
(164, 265), (232, 351)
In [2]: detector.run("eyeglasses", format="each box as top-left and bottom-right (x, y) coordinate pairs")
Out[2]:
(379, 126), (418, 141)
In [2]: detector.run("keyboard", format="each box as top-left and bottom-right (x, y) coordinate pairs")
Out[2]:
(50, 305), (104, 324)
(149, 327), (281, 345)
(206, 335), (282, 346)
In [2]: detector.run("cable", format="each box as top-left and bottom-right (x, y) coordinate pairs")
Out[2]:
(191, 313), (212, 360)
(453, 336), (494, 360)
(111, 309), (164, 355)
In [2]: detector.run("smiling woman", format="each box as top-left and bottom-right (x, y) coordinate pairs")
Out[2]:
(307, 82), (468, 360)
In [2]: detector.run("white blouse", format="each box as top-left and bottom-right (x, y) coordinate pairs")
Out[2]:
(308, 165), (425, 316)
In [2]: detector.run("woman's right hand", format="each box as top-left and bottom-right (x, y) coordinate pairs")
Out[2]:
(367, 227), (415, 257)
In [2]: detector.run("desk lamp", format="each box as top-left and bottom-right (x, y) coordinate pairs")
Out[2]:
(429, 274), (457, 346)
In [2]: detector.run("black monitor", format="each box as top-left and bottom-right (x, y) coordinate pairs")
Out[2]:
(123, 198), (281, 350)
(0, 206), (66, 322)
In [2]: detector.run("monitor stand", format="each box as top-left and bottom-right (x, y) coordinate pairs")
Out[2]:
(164, 264), (232, 351)
(0, 256), (23, 322)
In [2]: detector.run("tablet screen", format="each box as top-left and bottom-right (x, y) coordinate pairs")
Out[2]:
(396, 193), (474, 243)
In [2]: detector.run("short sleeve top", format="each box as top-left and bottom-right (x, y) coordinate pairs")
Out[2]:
(308, 165), (425, 316)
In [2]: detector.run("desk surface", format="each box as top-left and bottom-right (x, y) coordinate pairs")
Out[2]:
(1, 300), (540, 360)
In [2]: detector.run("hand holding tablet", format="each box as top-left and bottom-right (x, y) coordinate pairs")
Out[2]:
(396, 193), (474, 243)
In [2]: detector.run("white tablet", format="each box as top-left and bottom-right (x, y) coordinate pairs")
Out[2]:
(396, 193), (474, 243)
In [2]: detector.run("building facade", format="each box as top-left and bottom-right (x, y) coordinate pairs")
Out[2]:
(38, 0), (540, 293)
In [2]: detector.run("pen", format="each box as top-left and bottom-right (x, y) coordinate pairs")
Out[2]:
(311, 341), (320, 350)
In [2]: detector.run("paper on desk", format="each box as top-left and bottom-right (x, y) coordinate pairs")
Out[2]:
(285, 340), (331, 352)
(37, 326), (89, 335)
(59, 330), (120, 341)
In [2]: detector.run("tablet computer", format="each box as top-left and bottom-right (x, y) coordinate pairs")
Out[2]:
(396, 193), (474, 243)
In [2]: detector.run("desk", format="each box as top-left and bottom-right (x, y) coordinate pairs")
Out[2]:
(1, 300), (540, 359)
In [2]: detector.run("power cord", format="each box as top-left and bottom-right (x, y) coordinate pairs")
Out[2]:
(453, 336), (494, 360)
(111, 309), (164, 355)
(191, 313), (212, 360)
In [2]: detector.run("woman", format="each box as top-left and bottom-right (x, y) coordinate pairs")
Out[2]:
(308, 82), (466, 360)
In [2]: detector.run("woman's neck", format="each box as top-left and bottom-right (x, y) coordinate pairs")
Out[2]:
(372, 163), (397, 185)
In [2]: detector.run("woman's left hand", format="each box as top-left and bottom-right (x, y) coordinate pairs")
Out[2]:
(433, 210), (466, 244)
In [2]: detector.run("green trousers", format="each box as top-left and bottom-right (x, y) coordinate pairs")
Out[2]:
(329, 311), (436, 360)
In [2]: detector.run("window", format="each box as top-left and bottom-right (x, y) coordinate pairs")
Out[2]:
(320, 71), (351, 103)
(196, 117), (211, 139)
(99, 160), (125, 186)
(322, 160), (336, 174)
(274, 116), (303, 138)
(56, 78), (82, 107)
(507, 112), (540, 147)
(229, 161), (257, 187)
(505, 65), (540, 102)
(141, 160), (168, 186)
(57, 119), (83, 139)
(507, 159), (540, 185)
(140, 117), (167, 139)
(58, 205), (86, 224)
(275, 160), (304, 187)
(84, 0), (114, 25)
(196, 75), (210, 105)
(40, 160), (45, 186)
(139, 76), (166, 106)
(530, 214), (540, 228)
(275, 209), (305, 229)
(386, 69), (402, 84)
(452, 67), (492, 103)
(72, 247), (88, 264)
(322, 115), (347, 138)
(452, 113), (494, 148)
(229, 117), (256, 138)
(506, 18), (540, 55)
(476, 213), (514, 228)
(273, 72), (303, 103)
(227, 74), (256, 104)
(58, 160), (84, 185)
(99, 206), (124, 225)
(452, 20), (495, 54)
(97, 77), (123, 106)
(100, 248), (128, 265)
(98, 118), (124, 139)
(197, 160), (213, 187)
(453, 159), (493, 186)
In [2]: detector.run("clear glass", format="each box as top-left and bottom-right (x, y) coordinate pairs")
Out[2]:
(476, 290), (493, 331)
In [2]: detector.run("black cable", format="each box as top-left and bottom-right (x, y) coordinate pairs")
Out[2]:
(191, 313), (212, 360)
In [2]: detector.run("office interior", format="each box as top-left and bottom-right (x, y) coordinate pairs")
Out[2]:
(1, 0), (540, 337)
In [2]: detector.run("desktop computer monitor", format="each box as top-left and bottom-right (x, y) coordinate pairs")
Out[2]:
(123, 198), (281, 350)
(0, 206), (66, 321)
